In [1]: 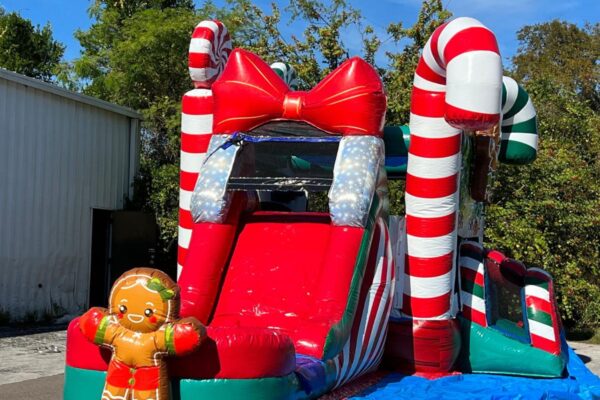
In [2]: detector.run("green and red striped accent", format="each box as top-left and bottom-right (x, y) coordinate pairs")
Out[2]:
(524, 268), (561, 355)
(165, 324), (176, 355)
(459, 241), (487, 327)
(500, 76), (538, 165)
(93, 316), (110, 345)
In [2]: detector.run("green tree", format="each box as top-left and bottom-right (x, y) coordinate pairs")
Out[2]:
(486, 21), (600, 330)
(0, 9), (64, 81)
(74, 2), (204, 253)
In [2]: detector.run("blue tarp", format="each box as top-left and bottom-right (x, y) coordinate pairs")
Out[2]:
(351, 346), (600, 399)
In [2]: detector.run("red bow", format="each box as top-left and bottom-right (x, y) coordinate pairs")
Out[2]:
(212, 49), (387, 136)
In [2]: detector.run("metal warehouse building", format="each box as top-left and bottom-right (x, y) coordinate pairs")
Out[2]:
(0, 68), (146, 321)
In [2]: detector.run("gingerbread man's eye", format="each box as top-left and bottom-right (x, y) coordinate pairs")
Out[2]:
(144, 308), (154, 317)
(119, 305), (127, 314)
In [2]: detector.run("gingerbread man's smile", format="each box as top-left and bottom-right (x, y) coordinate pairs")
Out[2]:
(127, 313), (144, 323)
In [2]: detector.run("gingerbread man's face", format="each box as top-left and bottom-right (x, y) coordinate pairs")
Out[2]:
(109, 272), (176, 333)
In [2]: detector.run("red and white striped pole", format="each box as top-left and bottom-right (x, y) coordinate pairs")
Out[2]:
(178, 20), (231, 277)
(404, 16), (502, 319)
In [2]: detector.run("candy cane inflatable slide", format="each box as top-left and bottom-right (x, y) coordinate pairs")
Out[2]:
(389, 17), (503, 372)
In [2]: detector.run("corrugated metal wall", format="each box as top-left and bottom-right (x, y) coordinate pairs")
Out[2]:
(0, 74), (139, 320)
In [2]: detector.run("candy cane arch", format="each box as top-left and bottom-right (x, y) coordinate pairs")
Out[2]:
(178, 20), (231, 276)
(403, 17), (503, 319)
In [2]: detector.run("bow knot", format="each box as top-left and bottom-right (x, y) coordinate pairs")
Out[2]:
(282, 92), (304, 120)
(212, 49), (387, 136)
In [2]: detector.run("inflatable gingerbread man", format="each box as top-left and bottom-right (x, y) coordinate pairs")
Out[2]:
(79, 268), (205, 400)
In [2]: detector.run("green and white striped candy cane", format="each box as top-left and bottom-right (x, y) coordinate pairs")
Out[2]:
(270, 62), (299, 90)
(500, 76), (538, 164)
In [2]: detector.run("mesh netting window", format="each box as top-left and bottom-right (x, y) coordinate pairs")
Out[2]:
(227, 136), (339, 192)
(487, 262), (529, 343)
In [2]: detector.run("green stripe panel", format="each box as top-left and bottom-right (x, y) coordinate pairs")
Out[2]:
(461, 278), (484, 298)
(177, 374), (301, 400)
(503, 85), (529, 120)
(498, 140), (537, 165)
(501, 84), (507, 107)
(527, 307), (554, 327)
(94, 316), (109, 345)
(383, 125), (410, 157)
(64, 366), (106, 400)
(64, 366), (306, 400)
(502, 115), (537, 134)
(166, 324), (176, 355)
(525, 277), (550, 290)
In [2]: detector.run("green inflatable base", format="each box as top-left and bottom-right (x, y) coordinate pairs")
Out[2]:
(64, 366), (305, 400)
(458, 316), (566, 378)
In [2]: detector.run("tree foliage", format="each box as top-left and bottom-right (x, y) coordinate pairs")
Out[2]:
(0, 9), (64, 81)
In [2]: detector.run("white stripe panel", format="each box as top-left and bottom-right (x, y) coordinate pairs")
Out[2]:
(526, 285), (550, 301)
(501, 76), (520, 114)
(372, 287), (393, 362)
(180, 150), (205, 173)
(461, 291), (486, 313)
(337, 340), (351, 388)
(189, 67), (218, 81)
(347, 250), (380, 381)
(413, 73), (446, 92)
(351, 222), (387, 379)
(460, 256), (484, 273)
(185, 88), (213, 98)
(422, 37), (447, 76)
(407, 231), (455, 258)
(405, 192), (457, 218)
(446, 51), (503, 115)
(177, 263), (184, 279)
(407, 153), (461, 179)
(196, 20), (219, 35)
(179, 226), (192, 248)
(189, 38), (212, 54)
(529, 319), (556, 341)
(501, 132), (538, 149)
(404, 270), (452, 298)
(409, 114), (460, 138)
(437, 17), (487, 62)
(180, 188), (192, 211)
(181, 113), (213, 135)
(361, 234), (394, 376)
(502, 98), (536, 126)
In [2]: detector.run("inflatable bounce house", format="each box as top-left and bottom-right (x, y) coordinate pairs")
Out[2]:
(64, 17), (600, 399)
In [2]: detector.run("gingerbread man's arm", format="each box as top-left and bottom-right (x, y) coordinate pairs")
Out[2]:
(79, 307), (121, 346)
(156, 317), (206, 356)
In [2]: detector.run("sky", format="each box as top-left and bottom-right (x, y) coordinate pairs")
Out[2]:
(0, 0), (598, 67)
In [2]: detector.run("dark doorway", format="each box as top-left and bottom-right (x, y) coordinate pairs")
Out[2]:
(89, 209), (112, 307)
(88, 210), (159, 307)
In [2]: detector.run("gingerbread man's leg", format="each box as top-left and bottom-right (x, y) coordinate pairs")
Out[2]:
(132, 388), (161, 400)
(102, 383), (129, 400)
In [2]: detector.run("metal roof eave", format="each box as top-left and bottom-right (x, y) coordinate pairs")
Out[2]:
(0, 68), (142, 119)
